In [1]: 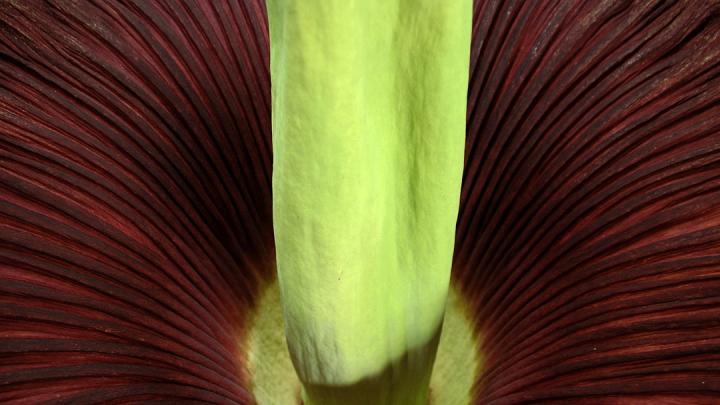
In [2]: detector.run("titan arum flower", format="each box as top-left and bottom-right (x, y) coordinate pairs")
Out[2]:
(2, 1), (720, 404)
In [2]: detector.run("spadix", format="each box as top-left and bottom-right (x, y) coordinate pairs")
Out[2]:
(268, 1), (472, 403)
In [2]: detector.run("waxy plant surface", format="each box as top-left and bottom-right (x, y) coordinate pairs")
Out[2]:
(2, 0), (720, 404)
(269, 1), (471, 403)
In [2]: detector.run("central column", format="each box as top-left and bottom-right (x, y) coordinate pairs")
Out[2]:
(268, 1), (473, 403)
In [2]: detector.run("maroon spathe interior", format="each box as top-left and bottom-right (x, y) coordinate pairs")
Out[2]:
(1, 1), (720, 404)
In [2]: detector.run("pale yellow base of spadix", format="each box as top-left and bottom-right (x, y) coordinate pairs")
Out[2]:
(246, 279), (482, 405)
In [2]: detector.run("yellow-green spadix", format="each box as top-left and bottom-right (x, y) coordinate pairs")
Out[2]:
(268, 1), (472, 403)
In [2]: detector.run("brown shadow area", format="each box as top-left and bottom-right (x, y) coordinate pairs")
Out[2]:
(299, 326), (443, 405)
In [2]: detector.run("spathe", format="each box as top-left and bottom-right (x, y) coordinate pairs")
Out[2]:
(1, 0), (720, 404)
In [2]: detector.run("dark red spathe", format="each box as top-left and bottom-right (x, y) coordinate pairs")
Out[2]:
(1, 1), (720, 404)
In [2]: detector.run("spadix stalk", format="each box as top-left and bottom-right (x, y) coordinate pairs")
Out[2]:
(269, 1), (472, 403)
